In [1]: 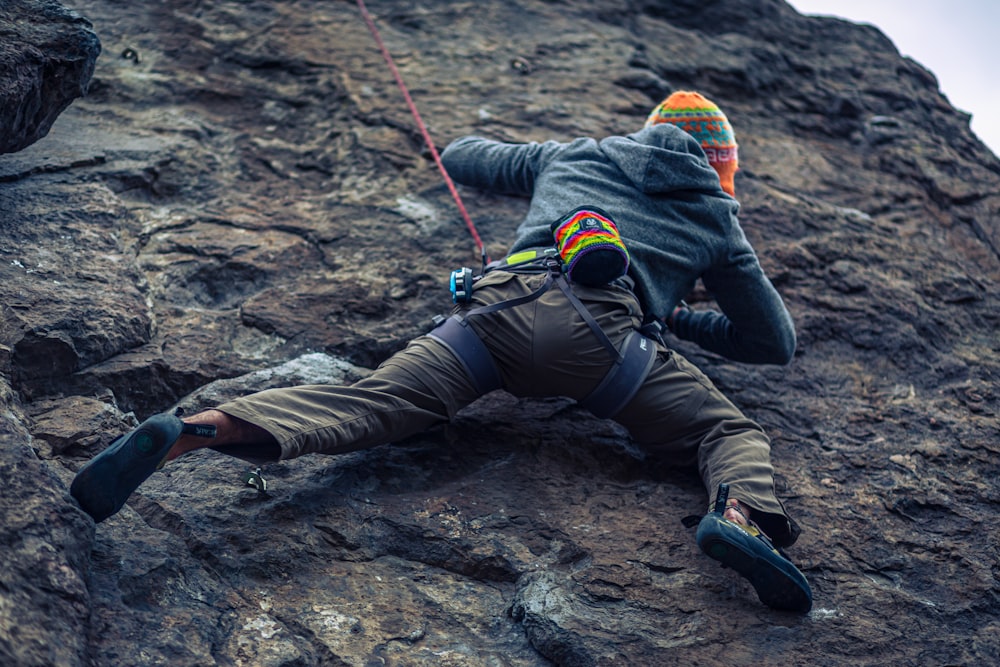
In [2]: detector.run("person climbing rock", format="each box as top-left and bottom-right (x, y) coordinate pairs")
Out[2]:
(71, 91), (812, 613)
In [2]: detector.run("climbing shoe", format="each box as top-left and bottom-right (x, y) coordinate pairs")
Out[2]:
(70, 409), (216, 523)
(695, 483), (812, 613)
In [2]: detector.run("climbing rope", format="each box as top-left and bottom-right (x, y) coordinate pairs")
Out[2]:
(355, 0), (489, 264)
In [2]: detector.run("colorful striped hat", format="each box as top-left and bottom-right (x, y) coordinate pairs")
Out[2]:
(645, 91), (739, 197)
(551, 207), (629, 286)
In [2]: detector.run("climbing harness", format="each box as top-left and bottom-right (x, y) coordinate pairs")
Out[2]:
(430, 249), (658, 419)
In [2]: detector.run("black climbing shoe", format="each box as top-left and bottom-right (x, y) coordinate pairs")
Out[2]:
(695, 484), (812, 613)
(70, 409), (215, 523)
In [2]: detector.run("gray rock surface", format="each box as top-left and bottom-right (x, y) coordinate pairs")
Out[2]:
(1, 0), (999, 665)
(0, 0), (100, 154)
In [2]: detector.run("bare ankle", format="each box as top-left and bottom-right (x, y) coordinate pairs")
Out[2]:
(166, 409), (227, 460)
(723, 499), (752, 527)
(183, 408), (228, 427)
(168, 409), (275, 461)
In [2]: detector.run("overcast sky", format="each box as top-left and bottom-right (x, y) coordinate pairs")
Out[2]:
(787, 0), (1000, 157)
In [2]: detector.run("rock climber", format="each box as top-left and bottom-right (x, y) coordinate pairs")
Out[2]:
(71, 91), (812, 613)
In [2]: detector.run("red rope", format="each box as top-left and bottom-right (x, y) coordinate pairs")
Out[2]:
(355, 0), (489, 263)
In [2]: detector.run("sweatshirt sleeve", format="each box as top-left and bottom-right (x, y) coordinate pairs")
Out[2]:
(670, 245), (796, 365)
(440, 136), (566, 195)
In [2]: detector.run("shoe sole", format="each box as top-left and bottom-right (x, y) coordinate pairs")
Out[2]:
(70, 413), (184, 523)
(697, 515), (812, 613)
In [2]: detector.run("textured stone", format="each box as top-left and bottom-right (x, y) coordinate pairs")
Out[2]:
(0, 378), (92, 667)
(0, 0), (100, 154)
(1, 0), (999, 665)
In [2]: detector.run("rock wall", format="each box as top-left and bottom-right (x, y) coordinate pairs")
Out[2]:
(1, 0), (998, 665)
(0, 0), (100, 153)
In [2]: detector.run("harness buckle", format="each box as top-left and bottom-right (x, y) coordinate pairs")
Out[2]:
(639, 317), (667, 345)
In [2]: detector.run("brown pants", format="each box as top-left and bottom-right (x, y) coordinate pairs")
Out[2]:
(218, 270), (798, 545)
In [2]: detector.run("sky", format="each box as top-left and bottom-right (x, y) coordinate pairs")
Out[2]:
(787, 0), (1000, 157)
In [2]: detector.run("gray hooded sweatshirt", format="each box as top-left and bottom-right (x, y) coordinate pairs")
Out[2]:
(440, 123), (795, 365)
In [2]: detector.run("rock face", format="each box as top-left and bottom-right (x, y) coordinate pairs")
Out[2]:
(0, 0), (101, 154)
(2, 0), (999, 665)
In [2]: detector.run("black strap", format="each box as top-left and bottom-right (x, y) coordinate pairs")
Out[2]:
(427, 315), (503, 395)
(553, 272), (621, 362)
(428, 268), (557, 397)
(579, 330), (657, 419)
(484, 247), (559, 274)
(464, 271), (555, 318)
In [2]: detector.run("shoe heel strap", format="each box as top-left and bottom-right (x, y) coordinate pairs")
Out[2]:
(712, 483), (730, 514)
(182, 423), (217, 438)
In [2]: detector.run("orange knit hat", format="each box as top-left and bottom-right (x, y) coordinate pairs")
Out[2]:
(645, 91), (739, 197)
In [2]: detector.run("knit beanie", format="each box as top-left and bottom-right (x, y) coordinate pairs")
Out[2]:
(645, 91), (739, 197)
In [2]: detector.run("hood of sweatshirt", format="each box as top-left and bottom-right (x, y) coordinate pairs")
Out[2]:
(599, 123), (723, 195)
